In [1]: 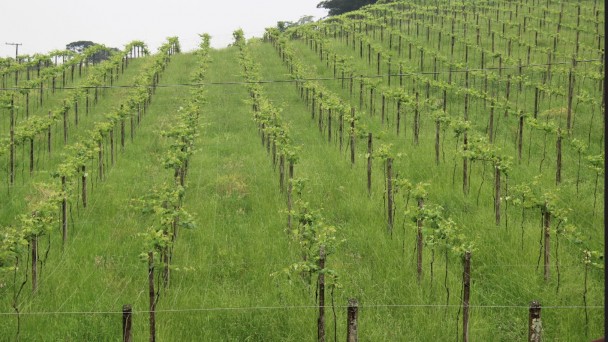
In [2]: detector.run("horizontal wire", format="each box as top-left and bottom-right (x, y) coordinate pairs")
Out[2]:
(0, 59), (601, 91)
(0, 304), (602, 316)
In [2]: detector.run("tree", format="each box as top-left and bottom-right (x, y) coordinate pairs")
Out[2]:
(277, 15), (316, 31)
(66, 41), (96, 53)
(66, 41), (119, 63)
(317, 0), (378, 16)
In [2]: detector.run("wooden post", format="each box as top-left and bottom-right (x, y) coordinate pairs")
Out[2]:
(40, 82), (43, 107)
(463, 70), (469, 194)
(543, 207), (551, 281)
(518, 113), (524, 162)
(98, 141), (104, 180)
(61, 176), (68, 248)
(367, 133), (372, 196)
(347, 299), (358, 342)
(369, 88), (374, 117)
(279, 154), (285, 193)
(110, 129), (115, 166)
(556, 129), (562, 184)
(121, 118), (126, 150)
(566, 66), (574, 133)
(130, 115), (134, 142)
(463, 133), (469, 195)
(396, 100), (402, 135)
(318, 246), (326, 342)
(387, 57), (391, 86)
(62, 105), (68, 145)
(122, 304), (133, 342)
(71, 98), (78, 127)
(494, 165), (501, 226)
(9, 96), (15, 185)
(462, 251), (471, 342)
(26, 92), (29, 118)
(312, 88), (316, 119)
(287, 161), (294, 229)
(414, 92), (420, 145)
(328, 108), (332, 143)
(435, 116), (440, 165)
(386, 158), (394, 236)
(47, 111), (52, 154)
(381, 94), (386, 124)
(339, 112), (344, 152)
(416, 198), (424, 283)
(359, 79), (364, 110)
(350, 108), (356, 166)
(528, 301), (541, 342)
(82, 166), (87, 208)
(31, 234), (38, 293)
(148, 252), (156, 342)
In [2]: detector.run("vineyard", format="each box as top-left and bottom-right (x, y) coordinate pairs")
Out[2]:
(0, 0), (604, 340)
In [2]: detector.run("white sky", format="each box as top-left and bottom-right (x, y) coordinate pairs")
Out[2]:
(0, 0), (328, 57)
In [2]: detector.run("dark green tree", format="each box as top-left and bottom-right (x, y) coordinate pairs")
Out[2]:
(277, 15), (316, 31)
(66, 41), (119, 63)
(317, 0), (378, 16)
(66, 41), (96, 53)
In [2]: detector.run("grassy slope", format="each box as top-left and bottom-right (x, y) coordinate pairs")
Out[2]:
(0, 2), (604, 341)
(246, 37), (604, 340)
(0, 53), (194, 340)
(0, 58), (147, 224)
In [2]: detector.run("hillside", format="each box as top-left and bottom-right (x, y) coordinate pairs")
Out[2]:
(0, 0), (604, 340)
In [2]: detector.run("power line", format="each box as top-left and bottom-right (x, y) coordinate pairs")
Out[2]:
(5, 42), (23, 61)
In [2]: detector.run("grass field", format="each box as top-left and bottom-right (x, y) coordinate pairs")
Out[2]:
(0, 0), (604, 340)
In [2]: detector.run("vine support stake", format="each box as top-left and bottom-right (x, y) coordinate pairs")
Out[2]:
(416, 198), (424, 283)
(148, 252), (156, 342)
(494, 165), (501, 226)
(287, 160), (294, 229)
(318, 245), (326, 342)
(528, 301), (541, 342)
(122, 304), (133, 342)
(543, 207), (551, 281)
(386, 158), (394, 236)
(367, 133), (372, 196)
(347, 298), (359, 342)
(462, 251), (471, 342)
(61, 176), (68, 248)
(350, 108), (356, 166)
(9, 95), (15, 186)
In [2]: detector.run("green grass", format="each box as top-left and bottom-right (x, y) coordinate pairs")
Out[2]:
(0, 0), (604, 340)
(0, 57), (147, 224)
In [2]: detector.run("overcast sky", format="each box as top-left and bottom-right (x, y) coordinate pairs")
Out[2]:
(0, 0), (328, 58)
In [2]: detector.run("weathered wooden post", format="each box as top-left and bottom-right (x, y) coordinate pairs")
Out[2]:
(543, 206), (551, 281)
(122, 304), (133, 342)
(148, 252), (156, 342)
(279, 154), (285, 193)
(462, 251), (471, 342)
(9, 96), (15, 185)
(416, 198), (424, 283)
(61, 176), (68, 248)
(494, 165), (501, 226)
(318, 246), (326, 342)
(367, 133), (372, 196)
(347, 299), (358, 342)
(350, 108), (356, 166)
(82, 166), (87, 208)
(528, 301), (541, 342)
(287, 160), (294, 229)
(386, 158), (394, 235)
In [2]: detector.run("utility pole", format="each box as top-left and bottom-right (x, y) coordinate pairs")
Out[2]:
(6, 42), (22, 62)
